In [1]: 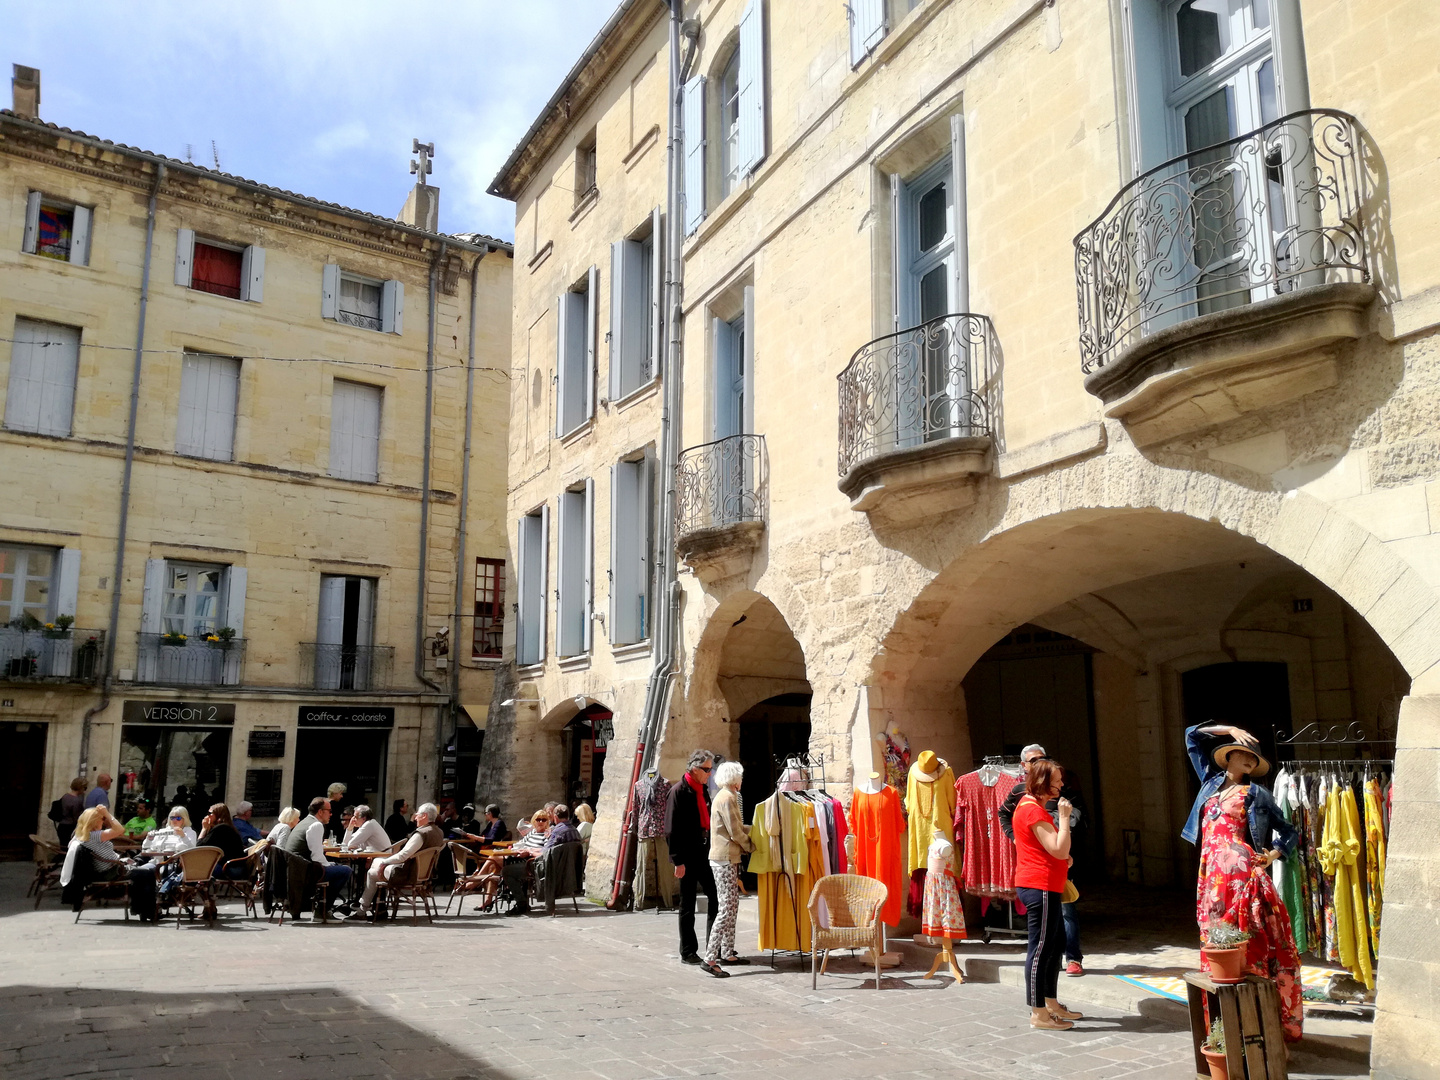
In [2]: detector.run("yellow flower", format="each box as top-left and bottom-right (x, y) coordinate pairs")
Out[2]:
(44, 623), (55, 630)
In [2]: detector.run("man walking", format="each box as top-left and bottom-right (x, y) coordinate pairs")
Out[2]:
(84, 773), (112, 809)
(665, 749), (717, 967)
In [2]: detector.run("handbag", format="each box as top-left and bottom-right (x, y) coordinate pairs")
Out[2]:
(1061, 879), (1079, 904)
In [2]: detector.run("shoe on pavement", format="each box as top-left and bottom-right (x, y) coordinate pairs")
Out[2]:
(1050, 1004), (1084, 1020)
(1065, 961), (1084, 977)
(504, 906), (531, 917)
(700, 961), (731, 978)
(680, 953), (703, 965)
(719, 955), (751, 966)
(1030, 1013), (1074, 1031)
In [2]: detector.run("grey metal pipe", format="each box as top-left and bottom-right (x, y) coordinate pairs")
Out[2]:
(418, 242), (448, 796)
(82, 161), (165, 776)
(451, 248), (489, 731)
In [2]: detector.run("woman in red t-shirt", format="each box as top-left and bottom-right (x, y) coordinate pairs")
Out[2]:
(1012, 759), (1081, 1030)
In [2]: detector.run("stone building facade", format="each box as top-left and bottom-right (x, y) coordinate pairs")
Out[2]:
(0, 97), (513, 846)
(487, 1), (1437, 1073)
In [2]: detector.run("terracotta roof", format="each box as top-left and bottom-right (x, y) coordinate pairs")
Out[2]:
(1, 109), (512, 252)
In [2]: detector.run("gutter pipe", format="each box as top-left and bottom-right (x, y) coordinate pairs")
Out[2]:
(418, 241), (449, 796)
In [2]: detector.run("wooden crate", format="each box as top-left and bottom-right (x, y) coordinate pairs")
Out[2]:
(1183, 971), (1287, 1080)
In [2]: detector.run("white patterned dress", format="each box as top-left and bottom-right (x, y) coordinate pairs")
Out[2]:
(921, 836), (967, 940)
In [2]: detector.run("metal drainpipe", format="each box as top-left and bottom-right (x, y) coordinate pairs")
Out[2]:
(450, 247), (488, 793)
(608, 0), (695, 909)
(417, 241), (448, 798)
(81, 162), (165, 777)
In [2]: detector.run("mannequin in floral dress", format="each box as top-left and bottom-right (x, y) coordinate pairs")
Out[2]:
(921, 828), (966, 981)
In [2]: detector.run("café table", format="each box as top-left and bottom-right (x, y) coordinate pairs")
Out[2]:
(323, 848), (390, 907)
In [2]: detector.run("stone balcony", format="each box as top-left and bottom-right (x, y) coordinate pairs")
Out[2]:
(675, 434), (767, 584)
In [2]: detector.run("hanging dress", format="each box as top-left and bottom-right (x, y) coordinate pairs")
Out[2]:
(1271, 770), (1308, 955)
(920, 836), (967, 940)
(1196, 788), (1303, 1042)
(1363, 777), (1386, 959)
(850, 785), (906, 926)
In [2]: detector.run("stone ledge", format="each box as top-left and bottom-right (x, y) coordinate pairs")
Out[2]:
(839, 436), (991, 526)
(676, 519), (765, 585)
(1085, 282), (1375, 447)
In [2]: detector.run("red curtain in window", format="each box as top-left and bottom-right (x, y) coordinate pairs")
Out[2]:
(193, 243), (244, 298)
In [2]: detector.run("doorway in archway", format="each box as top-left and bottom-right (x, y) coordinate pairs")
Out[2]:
(1181, 661), (1289, 801)
(736, 692), (812, 814)
(561, 704), (612, 809)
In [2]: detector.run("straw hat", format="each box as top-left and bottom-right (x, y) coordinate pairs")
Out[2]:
(914, 750), (939, 775)
(1212, 742), (1270, 778)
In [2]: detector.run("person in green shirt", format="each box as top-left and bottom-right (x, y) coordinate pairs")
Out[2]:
(123, 799), (157, 838)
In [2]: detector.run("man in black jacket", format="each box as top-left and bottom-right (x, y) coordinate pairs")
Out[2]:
(665, 749), (716, 966)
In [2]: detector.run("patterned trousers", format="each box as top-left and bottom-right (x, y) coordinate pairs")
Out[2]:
(705, 860), (741, 964)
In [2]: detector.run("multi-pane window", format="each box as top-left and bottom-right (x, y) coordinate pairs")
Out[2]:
(516, 508), (549, 666)
(575, 129), (598, 204)
(22, 192), (91, 266)
(0, 545), (55, 623)
(175, 352), (240, 461)
(4, 318), (80, 437)
(322, 265), (404, 334)
(329, 379), (383, 482)
(610, 455), (651, 646)
(719, 50), (743, 200)
(557, 481), (594, 658)
(316, 574), (377, 690)
(609, 209), (663, 401)
(472, 558), (505, 658)
(556, 267), (598, 437)
(174, 230), (264, 301)
(340, 275), (383, 330)
(162, 562), (224, 637)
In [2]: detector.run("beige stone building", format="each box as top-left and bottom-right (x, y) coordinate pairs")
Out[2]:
(0, 76), (513, 848)
(491, 0), (1438, 1073)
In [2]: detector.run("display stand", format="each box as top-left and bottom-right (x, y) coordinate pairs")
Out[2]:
(1183, 971), (1287, 1080)
(767, 752), (826, 969)
(923, 939), (964, 983)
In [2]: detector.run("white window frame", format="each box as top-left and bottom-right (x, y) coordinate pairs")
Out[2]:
(321, 264), (403, 334)
(719, 49), (743, 201)
(0, 544), (58, 623)
(329, 378), (383, 483)
(173, 229), (265, 302)
(4, 318), (81, 438)
(159, 561), (227, 638)
(556, 480), (595, 658)
(609, 208), (663, 402)
(516, 507), (549, 667)
(848, 0), (888, 67)
(22, 191), (91, 266)
(712, 286), (755, 440)
(175, 351), (241, 462)
(556, 266), (598, 437)
(609, 452), (652, 647)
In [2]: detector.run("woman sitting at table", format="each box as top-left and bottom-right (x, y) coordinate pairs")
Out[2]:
(469, 810), (547, 909)
(198, 804), (248, 878)
(124, 806), (195, 922)
(342, 804), (393, 852)
(267, 807), (300, 848)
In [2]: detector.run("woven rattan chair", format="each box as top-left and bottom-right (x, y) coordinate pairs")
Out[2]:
(213, 848), (265, 918)
(445, 842), (485, 916)
(377, 845), (441, 924)
(29, 834), (65, 907)
(172, 846), (225, 927)
(806, 874), (889, 990)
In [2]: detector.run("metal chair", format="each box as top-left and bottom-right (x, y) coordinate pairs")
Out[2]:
(445, 842), (485, 916)
(807, 874), (889, 990)
(172, 846), (225, 927)
(213, 848), (265, 918)
(377, 845), (441, 924)
(28, 834), (65, 907)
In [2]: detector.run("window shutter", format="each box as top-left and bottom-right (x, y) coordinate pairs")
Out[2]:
(241, 245), (265, 303)
(683, 75), (707, 234)
(329, 380), (353, 478)
(742, 285), (756, 434)
(141, 559), (166, 634)
(382, 279), (404, 334)
(583, 477), (595, 653)
(317, 575), (346, 646)
(174, 228), (195, 287)
(177, 353), (239, 461)
(649, 206), (665, 381)
(555, 293), (569, 437)
(714, 316), (740, 439)
(69, 206), (92, 266)
(737, 0), (766, 177)
(608, 463), (620, 638)
(4, 319), (79, 437)
(321, 263), (340, 319)
(539, 503), (549, 663)
(585, 265), (598, 421)
(55, 548), (81, 618)
(558, 489), (580, 657)
(611, 459), (644, 645)
(950, 113), (970, 315)
(356, 578), (375, 649)
(22, 192), (41, 254)
(223, 566), (247, 638)
(639, 451), (653, 638)
(516, 518), (532, 665)
(849, 0), (887, 66)
(609, 241), (626, 402)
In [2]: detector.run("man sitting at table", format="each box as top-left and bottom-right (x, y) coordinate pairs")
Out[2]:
(343, 804), (392, 853)
(357, 802), (445, 920)
(232, 801), (264, 845)
(123, 799), (157, 839)
(282, 796), (352, 917)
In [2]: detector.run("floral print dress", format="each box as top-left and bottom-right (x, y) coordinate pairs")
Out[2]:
(1196, 787), (1303, 1042)
(920, 836), (967, 940)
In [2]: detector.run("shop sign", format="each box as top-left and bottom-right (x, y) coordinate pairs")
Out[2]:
(244, 768), (284, 817)
(578, 739), (595, 787)
(122, 700), (236, 725)
(248, 730), (286, 758)
(297, 705), (394, 727)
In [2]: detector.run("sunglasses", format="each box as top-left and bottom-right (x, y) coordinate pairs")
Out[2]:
(169, 815), (184, 822)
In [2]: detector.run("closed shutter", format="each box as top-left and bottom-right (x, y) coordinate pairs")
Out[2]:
(382, 279), (404, 334)
(223, 566), (247, 637)
(585, 265), (598, 421)
(608, 462), (621, 638)
(614, 239), (649, 398)
(330, 379), (382, 482)
(609, 241), (626, 402)
(69, 206), (92, 266)
(176, 353), (239, 461)
(55, 548), (81, 618)
(539, 504), (549, 663)
(639, 451), (653, 638)
(141, 559), (167, 634)
(849, 0), (887, 66)
(683, 75), (707, 234)
(317, 575), (346, 646)
(517, 517), (534, 665)
(241, 245), (265, 303)
(356, 577), (375, 648)
(175, 228), (195, 287)
(555, 292), (569, 437)
(737, 0), (766, 176)
(22, 192), (41, 254)
(558, 488), (584, 657)
(4, 319), (80, 437)
(321, 263), (340, 319)
(557, 289), (587, 435)
(583, 477), (595, 653)
(611, 459), (643, 645)
(742, 285), (756, 434)
(649, 206), (664, 381)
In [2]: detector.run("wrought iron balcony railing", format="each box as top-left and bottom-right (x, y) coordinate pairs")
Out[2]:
(299, 642), (394, 691)
(676, 434), (768, 539)
(135, 634), (245, 687)
(1074, 108), (1368, 374)
(0, 627), (104, 683)
(837, 313), (994, 477)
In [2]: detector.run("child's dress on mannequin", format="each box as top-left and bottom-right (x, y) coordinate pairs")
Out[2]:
(921, 833), (967, 940)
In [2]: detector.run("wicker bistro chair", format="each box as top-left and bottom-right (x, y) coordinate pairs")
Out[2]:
(376, 845), (442, 924)
(806, 874), (889, 991)
(213, 848), (265, 918)
(445, 842), (486, 916)
(29, 834), (65, 907)
(172, 846), (225, 927)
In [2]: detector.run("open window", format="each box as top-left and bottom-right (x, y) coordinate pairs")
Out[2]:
(22, 192), (91, 266)
(174, 229), (264, 301)
(321, 264), (404, 334)
(609, 208), (664, 402)
(315, 574), (377, 690)
(556, 480), (594, 658)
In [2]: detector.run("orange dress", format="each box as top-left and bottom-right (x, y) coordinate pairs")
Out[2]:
(850, 785), (906, 926)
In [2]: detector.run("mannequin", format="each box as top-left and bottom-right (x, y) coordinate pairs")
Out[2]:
(855, 770), (884, 795)
(849, 768), (906, 964)
(906, 751), (957, 875)
(921, 826), (966, 982)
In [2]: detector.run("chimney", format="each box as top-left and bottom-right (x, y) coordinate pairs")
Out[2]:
(12, 64), (39, 118)
(398, 139), (439, 231)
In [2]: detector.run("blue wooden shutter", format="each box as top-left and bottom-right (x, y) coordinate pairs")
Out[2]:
(609, 241), (626, 401)
(585, 265), (599, 420)
(849, 0), (886, 66)
(737, 0), (766, 177)
(241, 245), (265, 303)
(683, 75), (706, 234)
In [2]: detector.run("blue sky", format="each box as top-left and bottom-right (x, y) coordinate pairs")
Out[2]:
(2, 1), (619, 241)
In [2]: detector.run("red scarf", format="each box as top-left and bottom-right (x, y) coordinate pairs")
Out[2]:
(685, 771), (711, 830)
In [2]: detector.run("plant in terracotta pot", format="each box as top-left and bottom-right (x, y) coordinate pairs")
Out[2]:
(1200, 1018), (1229, 1080)
(1203, 920), (1251, 983)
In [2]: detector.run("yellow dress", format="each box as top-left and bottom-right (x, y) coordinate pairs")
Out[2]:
(751, 798), (822, 952)
(1363, 779), (1386, 958)
(1319, 783), (1372, 989)
(905, 760), (957, 874)
(1340, 785), (1374, 989)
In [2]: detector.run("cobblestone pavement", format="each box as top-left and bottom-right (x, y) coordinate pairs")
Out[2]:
(0, 866), (1366, 1080)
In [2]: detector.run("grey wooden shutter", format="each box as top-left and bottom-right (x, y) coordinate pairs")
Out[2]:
(22, 192), (41, 254)
(69, 206), (92, 266)
(317, 575), (346, 646)
(891, 173), (905, 331)
(742, 285), (756, 434)
(140, 559), (167, 634)
(737, 0), (766, 176)
(849, 0), (886, 66)
(4, 319), (79, 437)
(609, 241), (626, 401)
(639, 450), (653, 638)
(649, 205), (664, 382)
(321, 263), (340, 319)
(555, 293), (569, 437)
(241, 245), (265, 303)
(608, 463), (620, 639)
(174, 228), (195, 287)
(950, 113), (969, 316)
(583, 477), (595, 653)
(539, 504), (549, 662)
(223, 566), (247, 637)
(356, 578), (375, 649)
(516, 518), (533, 665)
(714, 316), (741, 439)
(683, 75), (707, 234)
(382, 279), (404, 334)
(610, 459), (643, 645)
(55, 548), (81, 618)
(585, 265), (598, 420)
(176, 353), (239, 461)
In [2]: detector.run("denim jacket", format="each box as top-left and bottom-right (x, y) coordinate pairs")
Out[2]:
(1181, 725), (1298, 856)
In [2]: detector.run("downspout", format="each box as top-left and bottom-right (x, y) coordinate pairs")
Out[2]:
(417, 241), (448, 798)
(609, 0), (696, 908)
(451, 247), (488, 791)
(82, 162), (165, 777)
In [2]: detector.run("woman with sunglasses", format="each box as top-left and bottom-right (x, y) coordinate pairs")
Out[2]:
(126, 806), (197, 921)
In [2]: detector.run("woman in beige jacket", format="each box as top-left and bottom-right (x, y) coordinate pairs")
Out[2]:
(702, 760), (754, 976)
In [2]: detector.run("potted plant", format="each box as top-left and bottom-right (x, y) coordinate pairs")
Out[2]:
(161, 631), (188, 647)
(9, 650), (39, 678)
(1200, 1018), (1229, 1080)
(43, 614), (75, 638)
(1203, 920), (1251, 983)
(209, 626), (236, 650)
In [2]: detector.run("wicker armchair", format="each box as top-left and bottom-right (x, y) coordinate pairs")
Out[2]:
(445, 842), (484, 916)
(172, 846), (225, 927)
(376, 845), (442, 924)
(806, 874), (889, 990)
(213, 849), (265, 918)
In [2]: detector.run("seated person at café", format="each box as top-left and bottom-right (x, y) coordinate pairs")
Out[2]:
(62, 806), (129, 885)
(197, 804), (249, 877)
(573, 804), (594, 849)
(143, 806), (197, 854)
(267, 807), (300, 848)
(342, 804), (392, 852)
(358, 802), (445, 918)
(384, 799), (413, 843)
(500, 807), (580, 915)
(232, 801), (264, 844)
(282, 797), (352, 915)
(126, 805), (195, 921)
(449, 803), (479, 839)
(123, 800), (158, 839)
(467, 809), (545, 910)
(475, 804), (507, 845)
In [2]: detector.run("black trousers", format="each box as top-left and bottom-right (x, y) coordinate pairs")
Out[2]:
(1017, 886), (1064, 1007)
(677, 859), (717, 959)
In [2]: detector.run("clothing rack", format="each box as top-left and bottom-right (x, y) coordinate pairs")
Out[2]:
(763, 754), (829, 968)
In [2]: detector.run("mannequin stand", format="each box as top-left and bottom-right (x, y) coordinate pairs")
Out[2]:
(924, 939), (965, 982)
